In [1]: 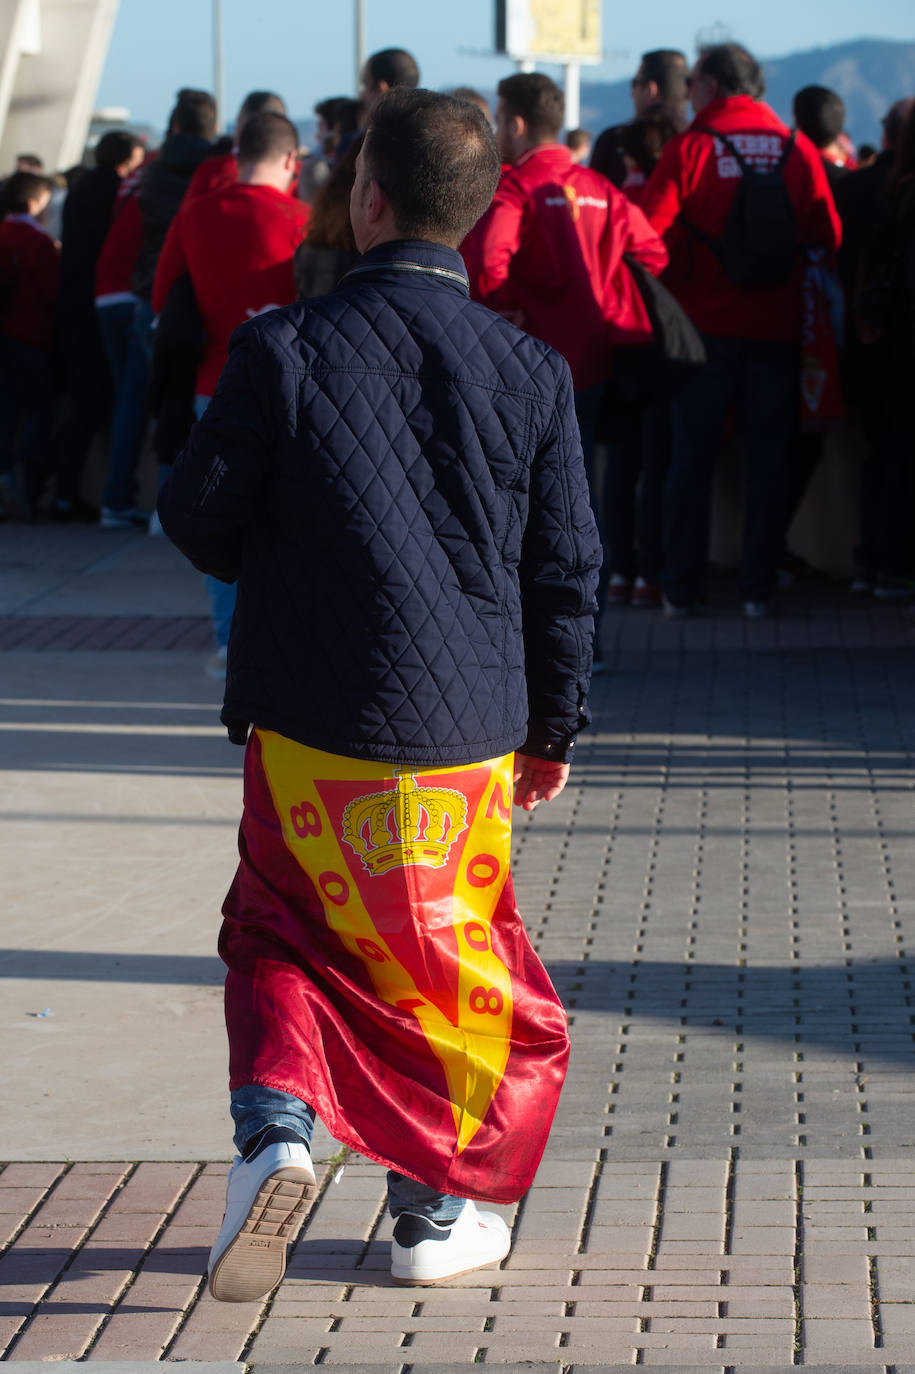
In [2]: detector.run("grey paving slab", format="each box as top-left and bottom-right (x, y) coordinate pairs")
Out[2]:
(1, 1366), (246, 1372)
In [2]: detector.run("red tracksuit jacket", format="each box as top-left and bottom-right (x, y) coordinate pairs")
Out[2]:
(640, 96), (842, 341)
(0, 215), (59, 349)
(462, 143), (668, 390)
(152, 181), (309, 396)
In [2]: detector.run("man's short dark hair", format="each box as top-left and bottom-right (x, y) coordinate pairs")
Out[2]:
(497, 73), (564, 143)
(638, 50), (688, 103)
(883, 98), (915, 148)
(793, 85), (845, 148)
(2, 170), (51, 212)
(94, 130), (142, 171)
(237, 111), (299, 164)
(239, 90), (286, 122)
(169, 88), (218, 139)
(363, 87), (500, 242)
(16, 153), (43, 171)
(697, 43), (765, 101)
(366, 48), (420, 91)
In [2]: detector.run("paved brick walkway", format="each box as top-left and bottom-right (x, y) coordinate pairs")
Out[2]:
(3, 553), (915, 1367)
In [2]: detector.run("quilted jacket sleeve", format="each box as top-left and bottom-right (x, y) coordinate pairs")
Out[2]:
(157, 324), (277, 582)
(519, 360), (602, 762)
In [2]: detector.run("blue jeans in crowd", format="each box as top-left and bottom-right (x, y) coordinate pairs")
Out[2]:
(230, 1084), (465, 1222)
(97, 298), (152, 512)
(663, 335), (797, 608)
(193, 394), (238, 649)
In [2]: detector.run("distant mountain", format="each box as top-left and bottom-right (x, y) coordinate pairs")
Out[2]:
(578, 37), (915, 147)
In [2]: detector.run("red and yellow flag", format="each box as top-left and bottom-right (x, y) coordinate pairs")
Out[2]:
(220, 729), (570, 1203)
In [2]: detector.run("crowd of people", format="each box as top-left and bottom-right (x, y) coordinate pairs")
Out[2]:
(1, 40), (914, 647)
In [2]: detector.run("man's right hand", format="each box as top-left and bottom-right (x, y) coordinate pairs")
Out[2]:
(513, 754), (570, 811)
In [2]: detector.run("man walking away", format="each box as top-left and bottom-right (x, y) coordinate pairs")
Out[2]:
(641, 41), (841, 618)
(159, 87), (600, 1299)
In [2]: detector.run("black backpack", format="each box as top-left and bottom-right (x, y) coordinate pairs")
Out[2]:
(688, 129), (798, 288)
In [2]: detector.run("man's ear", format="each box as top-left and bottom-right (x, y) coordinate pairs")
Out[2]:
(509, 112), (526, 144)
(646, 80), (660, 103)
(363, 175), (388, 224)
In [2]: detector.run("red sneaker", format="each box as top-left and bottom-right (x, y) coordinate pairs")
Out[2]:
(607, 574), (632, 606)
(632, 578), (662, 608)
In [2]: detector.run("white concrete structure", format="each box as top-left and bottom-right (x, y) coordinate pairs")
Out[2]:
(0, 0), (120, 173)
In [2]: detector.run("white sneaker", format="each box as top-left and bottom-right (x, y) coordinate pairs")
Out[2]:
(99, 506), (149, 530)
(205, 644), (228, 679)
(147, 508), (164, 537)
(390, 1198), (511, 1285)
(208, 1138), (317, 1302)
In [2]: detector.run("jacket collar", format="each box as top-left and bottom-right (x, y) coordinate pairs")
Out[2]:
(343, 239), (470, 293)
(688, 95), (779, 131)
(513, 143), (573, 171)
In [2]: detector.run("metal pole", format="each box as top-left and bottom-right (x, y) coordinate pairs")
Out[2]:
(355, 0), (366, 92)
(564, 62), (580, 130)
(212, 0), (225, 131)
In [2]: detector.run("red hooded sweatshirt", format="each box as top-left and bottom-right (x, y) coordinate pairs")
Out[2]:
(640, 96), (841, 341)
(152, 181), (309, 396)
(462, 143), (667, 390)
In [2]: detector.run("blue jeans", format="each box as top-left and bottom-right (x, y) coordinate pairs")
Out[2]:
(664, 334), (797, 607)
(97, 299), (151, 512)
(230, 1084), (465, 1222)
(194, 394), (239, 648)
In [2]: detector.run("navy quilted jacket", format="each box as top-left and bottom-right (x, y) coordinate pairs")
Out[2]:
(159, 240), (601, 766)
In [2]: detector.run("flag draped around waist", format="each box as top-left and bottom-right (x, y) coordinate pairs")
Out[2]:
(220, 729), (570, 1204)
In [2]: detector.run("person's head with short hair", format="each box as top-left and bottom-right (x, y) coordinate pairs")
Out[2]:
(314, 96), (360, 155)
(168, 87), (218, 140)
(689, 42), (764, 115)
(496, 72), (564, 164)
(350, 87), (499, 251)
(631, 49), (688, 118)
(618, 113), (679, 176)
(94, 130), (145, 177)
(360, 48), (420, 115)
(15, 153), (43, 174)
(2, 169), (52, 218)
(882, 98), (915, 151)
(793, 85), (845, 151)
(857, 142), (877, 167)
(450, 87), (493, 125)
(565, 128), (592, 163)
(236, 90), (287, 140)
(236, 111), (300, 192)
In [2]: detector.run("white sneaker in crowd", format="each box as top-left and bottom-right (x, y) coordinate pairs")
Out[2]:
(390, 1198), (511, 1285)
(147, 508), (164, 537)
(208, 1134), (317, 1302)
(205, 644), (228, 679)
(99, 506), (148, 530)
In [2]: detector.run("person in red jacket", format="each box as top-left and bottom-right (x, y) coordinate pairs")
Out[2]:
(462, 72), (666, 655)
(0, 172), (58, 519)
(640, 41), (841, 618)
(153, 110), (309, 672)
(183, 89), (288, 204)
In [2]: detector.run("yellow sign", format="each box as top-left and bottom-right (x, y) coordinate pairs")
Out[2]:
(497, 0), (602, 60)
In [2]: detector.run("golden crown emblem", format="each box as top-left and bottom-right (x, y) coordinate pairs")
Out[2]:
(341, 770), (468, 876)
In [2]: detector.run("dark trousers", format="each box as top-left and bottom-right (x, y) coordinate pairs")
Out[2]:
(54, 309), (111, 503)
(603, 399), (671, 583)
(664, 335), (797, 607)
(0, 334), (53, 483)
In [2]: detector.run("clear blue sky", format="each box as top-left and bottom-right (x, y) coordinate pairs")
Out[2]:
(96, 0), (915, 129)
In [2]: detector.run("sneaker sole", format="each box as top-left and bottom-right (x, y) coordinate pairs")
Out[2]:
(208, 1166), (317, 1302)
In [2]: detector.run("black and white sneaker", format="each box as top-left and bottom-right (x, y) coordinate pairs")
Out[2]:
(391, 1198), (511, 1285)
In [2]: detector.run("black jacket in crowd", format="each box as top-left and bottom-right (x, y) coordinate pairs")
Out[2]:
(131, 132), (213, 302)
